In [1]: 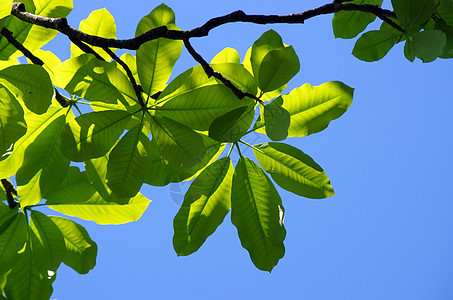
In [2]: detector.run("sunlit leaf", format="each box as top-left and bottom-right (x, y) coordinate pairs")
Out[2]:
(156, 65), (251, 131)
(255, 81), (353, 137)
(16, 115), (70, 207)
(107, 124), (152, 198)
(0, 0), (73, 60)
(49, 216), (97, 274)
(211, 47), (240, 64)
(258, 46), (299, 92)
(0, 104), (65, 178)
(231, 157), (286, 272)
(209, 104), (255, 142)
(0, 1), (12, 20)
(71, 8), (117, 61)
(136, 4), (182, 97)
(173, 157), (234, 256)
(148, 115), (205, 170)
(46, 167), (150, 225)
(60, 110), (132, 162)
(0, 209), (27, 273)
(0, 85), (26, 157)
(0, 64), (53, 114)
(54, 54), (137, 105)
(254, 142), (335, 199)
(250, 29), (285, 79)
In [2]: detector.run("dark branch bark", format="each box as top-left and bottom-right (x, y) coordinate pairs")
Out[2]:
(11, 2), (400, 51)
(184, 39), (261, 102)
(1, 179), (18, 209)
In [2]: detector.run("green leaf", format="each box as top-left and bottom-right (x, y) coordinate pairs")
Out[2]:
(256, 81), (353, 137)
(173, 157), (234, 256)
(231, 157), (286, 272)
(250, 30), (285, 79)
(436, 23), (453, 58)
(254, 142), (335, 199)
(60, 110), (132, 162)
(4, 240), (55, 300)
(0, 209), (27, 273)
(136, 4), (183, 96)
(258, 46), (300, 92)
(156, 65), (252, 131)
(437, 0), (453, 28)
(211, 47), (241, 64)
(148, 115), (205, 170)
(404, 38), (416, 62)
(46, 167), (151, 225)
(0, 0), (73, 60)
(143, 138), (176, 186)
(263, 97), (290, 141)
(16, 115), (70, 207)
(4, 210), (65, 300)
(0, 104), (65, 178)
(352, 30), (400, 61)
(54, 54), (137, 105)
(71, 8), (117, 61)
(0, 85), (26, 157)
(391, 0), (436, 30)
(29, 211), (66, 272)
(107, 125), (152, 198)
(411, 30), (447, 62)
(171, 134), (224, 183)
(0, 64), (53, 114)
(211, 63), (258, 95)
(49, 216), (97, 274)
(333, 0), (383, 39)
(0, 1), (12, 19)
(84, 153), (129, 204)
(209, 105), (255, 142)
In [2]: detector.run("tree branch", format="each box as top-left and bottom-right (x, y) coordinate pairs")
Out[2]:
(184, 39), (261, 102)
(11, 2), (400, 51)
(1, 179), (18, 209)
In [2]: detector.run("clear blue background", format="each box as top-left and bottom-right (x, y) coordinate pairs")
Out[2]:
(39, 0), (453, 299)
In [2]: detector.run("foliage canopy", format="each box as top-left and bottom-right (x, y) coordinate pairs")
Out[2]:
(0, 0), (452, 298)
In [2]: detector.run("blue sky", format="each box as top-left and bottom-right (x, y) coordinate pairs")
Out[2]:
(41, 0), (453, 299)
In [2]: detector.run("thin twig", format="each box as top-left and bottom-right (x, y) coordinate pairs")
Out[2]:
(102, 47), (144, 106)
(69, 36), (104, 61)
(183, 39), (261, 102)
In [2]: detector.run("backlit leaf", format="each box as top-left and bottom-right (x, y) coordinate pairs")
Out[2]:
(352, 30), (400, 61)
(0, 85), (26, 157)
(231, 157), (286, 272)
(173, 157), (234, 256)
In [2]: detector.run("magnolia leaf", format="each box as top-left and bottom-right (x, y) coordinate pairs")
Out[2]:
(16, 114), (70, 207)
(411, 30), (447, 63)
(0, 209), (27, 273)
(136, 4), (183, 96)
(148, 115), (205, 170)
(231, 157), (286, 272)
(263, 97), (290, 141)
(71, 8), (117, 60)
(107, 125), (152, 198)
(0, 85), (26, 157)
(0, 64), (53, 114)
(46, 167), (150, 225)
(211, 47), (241, 64)
(254, 142), (335, 199)
(209, 105), (255, 142)
(173, 157), (234, 256)
(391, 0), (436, 30)
(49, 216), (97, 274)
(353, 30), (400, 61)
(60, 110), (131, 162)
(333, 0), (383, 39)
